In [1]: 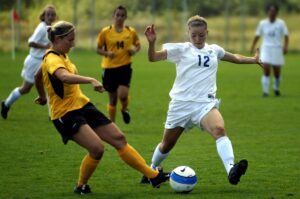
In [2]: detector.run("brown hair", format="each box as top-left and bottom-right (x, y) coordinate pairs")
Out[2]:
(47, 21), (75, 42)
(39, 5), (56, 21)
(113, 5), (127, 16)
(187, 15), (208, 29)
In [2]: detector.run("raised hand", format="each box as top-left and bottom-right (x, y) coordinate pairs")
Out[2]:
(144, 24), (156, 43)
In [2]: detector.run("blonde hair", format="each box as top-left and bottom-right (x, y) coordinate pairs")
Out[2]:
(47, 21), (75, 42)
(187, 15), (207, 29)
(39, 5), (56, 21)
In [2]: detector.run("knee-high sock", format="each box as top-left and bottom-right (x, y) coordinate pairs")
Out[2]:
(118, 144), (158, 179)
(107, 104), (116, 122)
(120, 97), (129, 111)
(216, 136), (234, 174)
(261, 75), (270, 94)
(77, 154), (100, 186)
(5, 87), (21, 107)
(273, 77), (281, 91)
(151, 144), (169, 169)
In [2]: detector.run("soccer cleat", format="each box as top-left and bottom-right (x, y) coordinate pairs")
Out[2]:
(1, 101), (9, 119)
(149, 170), (170, 188)
(228, 159), (248, 185)
(274, 90), (281, 96)
(74, 184), (91, 195)
(121, 110), (131, 124)
(262, 93), (269, 97)
(140, 175), (150, 184)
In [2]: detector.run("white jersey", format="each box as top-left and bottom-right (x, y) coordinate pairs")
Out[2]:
(255, 18), (288, 48)
(28, 21), (50, 59)
(163, 42), (225, 102)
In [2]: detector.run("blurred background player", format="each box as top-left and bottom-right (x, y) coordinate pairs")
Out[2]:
(35, 20), (168, 194)
(141, 16), (263, 185)
(251, 3), (289, 97)
(96, 5), (140, 124)
(1, 5), (56, 119)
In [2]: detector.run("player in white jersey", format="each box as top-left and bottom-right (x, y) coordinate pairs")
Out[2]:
(141, 15), (263, 185)
(1, 5), (56, 119)
(251, 3), (289, 96)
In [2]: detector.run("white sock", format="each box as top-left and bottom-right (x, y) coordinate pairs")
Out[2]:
(216, 136), (234, 174)
(151, 144), (169, 169)
(273, 77), (281, 91)
(261, 75), (270, 94)
(5, 88), (21, 107)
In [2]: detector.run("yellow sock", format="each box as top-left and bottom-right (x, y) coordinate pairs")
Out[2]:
(77, 154), (100, 186)
(120, 97), (129, 111)
(118, 144), (158, 179)
(107, 104), (116, 122)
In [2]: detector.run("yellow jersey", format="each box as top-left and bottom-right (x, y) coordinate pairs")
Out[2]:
(97, 25), (140, 69)
(41, 50), (90, 120)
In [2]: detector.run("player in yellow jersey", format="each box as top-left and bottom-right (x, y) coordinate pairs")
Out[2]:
(96, 5), (140, 124)
(34, 21), (168, 194)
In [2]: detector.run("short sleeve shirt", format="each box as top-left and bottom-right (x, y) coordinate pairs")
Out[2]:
(28, 21), (50, 58)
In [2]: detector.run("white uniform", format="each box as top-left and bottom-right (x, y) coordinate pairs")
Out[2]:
(21, 21), (50, 83)
(163, 42), (225, 130)
(255, 18), (288, 66)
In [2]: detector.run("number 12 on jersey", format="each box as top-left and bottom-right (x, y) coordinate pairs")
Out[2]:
(198, 55), (210, 67)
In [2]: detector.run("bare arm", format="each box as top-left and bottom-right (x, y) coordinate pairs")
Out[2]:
(29, 42), (50, 49)
(222, 48), (263, 68)
(144, 24), (167, 62)
(34, 67), (47, 105)
(250, 36), (260, 54)
(54, 68), (105, 92)
(96, 45), (114, 59)
(283, 35), (289, 54)
(127, 43), (141, 56)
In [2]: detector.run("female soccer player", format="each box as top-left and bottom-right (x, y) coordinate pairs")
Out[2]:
(96, 5), (140, 124)
(251, 3), (289, 96)
(1, 5), (56, 119)
(141, 16), (263, 185)
(34, 21), (168, 194)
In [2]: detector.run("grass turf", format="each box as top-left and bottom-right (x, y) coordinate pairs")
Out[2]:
(0, 50), (299, 199)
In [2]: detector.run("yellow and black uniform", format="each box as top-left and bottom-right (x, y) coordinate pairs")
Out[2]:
(41, 50), (111, 143)
(97, 25), (139, 92)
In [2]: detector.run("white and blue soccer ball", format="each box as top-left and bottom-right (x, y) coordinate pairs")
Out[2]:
(169, 166), (197, 193)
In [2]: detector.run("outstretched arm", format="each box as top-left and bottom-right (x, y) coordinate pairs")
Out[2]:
(54, 68), (106, 93)
(144, 24), (167, 62)
(222, 48), (263, 68)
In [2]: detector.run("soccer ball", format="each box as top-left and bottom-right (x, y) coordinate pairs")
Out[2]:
(169, 166), (197, 193)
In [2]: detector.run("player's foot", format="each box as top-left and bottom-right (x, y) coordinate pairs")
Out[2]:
(140, 175), (150, 184)
(121, 109), (131, 124)
(263, 92), (269, 97)
(74, 184), (91, 195)
(274, 90), (281, 96)
(149, 170), (170, 188)
(1, 101), (9, 119)
(228, 159), (248, 185)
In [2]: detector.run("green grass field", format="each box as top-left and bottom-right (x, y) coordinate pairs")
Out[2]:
(0, 50), (299, 199)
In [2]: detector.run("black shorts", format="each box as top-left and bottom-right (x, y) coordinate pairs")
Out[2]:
(52, 102), (111, 144)
(102, 64), (132, 92)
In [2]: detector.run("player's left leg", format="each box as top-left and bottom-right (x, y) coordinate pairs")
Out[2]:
(117, 85), (130, 124)
(93, 123), (169, 187)
(273, 66), (281, 96)
(201, 108), (247, 185)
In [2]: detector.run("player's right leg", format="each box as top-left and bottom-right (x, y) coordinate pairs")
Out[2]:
(273, 66), (281, 96)
(1, 81), (33, 119)
(72, 124), (105, 194)
(261, 63), (271, 97)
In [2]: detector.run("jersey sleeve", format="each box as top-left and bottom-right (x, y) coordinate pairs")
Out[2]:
(131, 28), (140, 46)
(211, 44), (225, 59)
(96, 28), (106, 47)
(28, 23), (45, 44)
(46, 54), (67, 75)
(162, 43), (184, 63)
(255, 21), (263, 36)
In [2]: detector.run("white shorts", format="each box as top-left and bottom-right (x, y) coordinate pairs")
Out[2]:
(260, 46), (284, 66)
(164, 99), (220, 131)
(21, 55), (43, 83)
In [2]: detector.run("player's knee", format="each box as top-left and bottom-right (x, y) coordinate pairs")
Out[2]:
(213, 124), (225, 138)
(89, 145), (104, 160)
